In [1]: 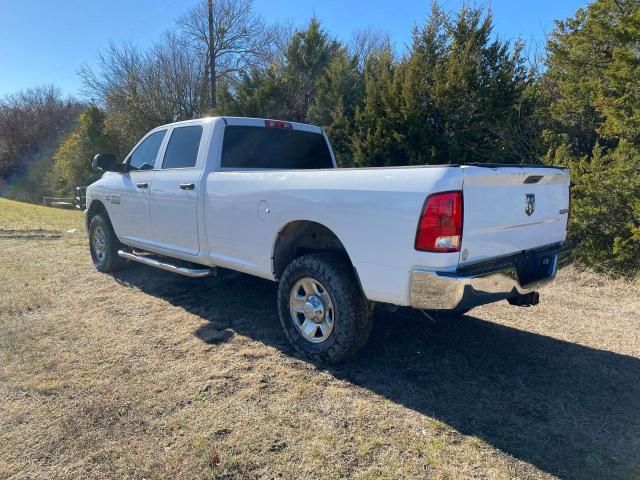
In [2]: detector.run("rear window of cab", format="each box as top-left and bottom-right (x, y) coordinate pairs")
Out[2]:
(221, 126), (333, 170)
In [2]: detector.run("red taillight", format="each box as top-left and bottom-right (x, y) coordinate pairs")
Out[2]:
(415, 191), (463, 252)
(265, 119), (292, 129)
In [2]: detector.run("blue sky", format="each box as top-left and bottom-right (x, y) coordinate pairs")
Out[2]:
(0, 0), (589, 98)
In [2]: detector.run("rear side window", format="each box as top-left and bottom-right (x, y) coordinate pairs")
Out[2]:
(129, 130), (166, 170)
(162, 125), (203, 169)
(221, 126), (333, 169)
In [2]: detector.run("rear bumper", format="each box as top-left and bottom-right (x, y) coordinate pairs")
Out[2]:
(410, 244), (572, 311)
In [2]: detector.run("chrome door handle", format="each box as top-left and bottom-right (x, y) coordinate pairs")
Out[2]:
(179, 183), (195, 190)
(136, 182), (148, 189)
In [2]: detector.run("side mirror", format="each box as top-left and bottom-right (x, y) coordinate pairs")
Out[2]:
(92, 153), (120, 172)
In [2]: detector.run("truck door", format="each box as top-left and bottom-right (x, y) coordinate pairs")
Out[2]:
(149, 125), (203, 256)
(115, 129), (166, 245)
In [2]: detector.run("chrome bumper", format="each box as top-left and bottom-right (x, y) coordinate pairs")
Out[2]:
(410, 247), (571, 311)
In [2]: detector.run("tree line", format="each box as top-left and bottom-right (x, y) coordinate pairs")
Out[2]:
(0, 0), (638, 276)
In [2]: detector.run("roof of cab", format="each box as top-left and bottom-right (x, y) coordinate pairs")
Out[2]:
(153, 116), (322, 133)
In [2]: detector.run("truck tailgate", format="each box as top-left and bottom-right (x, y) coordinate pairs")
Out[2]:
(460, 165), (570, 264)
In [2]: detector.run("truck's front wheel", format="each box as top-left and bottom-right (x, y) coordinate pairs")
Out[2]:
(89, 213), (127, 273)
(277, 253), (372, 363)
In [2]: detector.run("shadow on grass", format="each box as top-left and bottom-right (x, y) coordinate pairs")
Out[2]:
(114, 265), (640, 480)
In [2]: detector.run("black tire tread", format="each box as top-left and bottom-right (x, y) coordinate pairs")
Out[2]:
(89, 213), (127, 273)
(277, 253), (372, 363)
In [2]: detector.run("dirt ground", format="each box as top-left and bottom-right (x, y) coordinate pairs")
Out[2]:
(1, 198), (639, 479)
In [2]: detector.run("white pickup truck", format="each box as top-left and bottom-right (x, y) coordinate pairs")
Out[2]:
(86, 116), (571, 362)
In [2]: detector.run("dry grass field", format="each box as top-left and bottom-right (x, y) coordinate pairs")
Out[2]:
(1, 197), (639, 479)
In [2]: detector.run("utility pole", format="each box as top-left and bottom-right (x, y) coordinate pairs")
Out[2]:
(207, 0), (216, 110)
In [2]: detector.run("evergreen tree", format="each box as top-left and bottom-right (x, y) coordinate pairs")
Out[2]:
(281, 18), (340, 122)
(218, 66), (285, 119)
(543, 0), (640, 275)
(351, 49), (405, 167)
(351, 4), (535, 167)
(222, 18), (340, 124)
(401, 4), (534, 165)
(308, 49), (363, 166)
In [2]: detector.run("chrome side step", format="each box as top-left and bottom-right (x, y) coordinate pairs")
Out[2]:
(117, 250), (214, 278)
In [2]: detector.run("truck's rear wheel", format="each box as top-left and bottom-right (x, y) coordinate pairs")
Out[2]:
(277, 253), (372, 363)
(89, 213), (127, 273)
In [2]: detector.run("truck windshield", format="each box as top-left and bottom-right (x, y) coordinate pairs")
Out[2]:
(221, 126), (334, 170)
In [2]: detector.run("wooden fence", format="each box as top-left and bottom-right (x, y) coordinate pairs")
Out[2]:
(43, 186), (87, 210)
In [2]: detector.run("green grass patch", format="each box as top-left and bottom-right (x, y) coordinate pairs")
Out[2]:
(0, 197), (84, 231)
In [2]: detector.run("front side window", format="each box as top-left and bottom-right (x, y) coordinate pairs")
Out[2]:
(162, 126), (203, 169)
(221, 126), (334, 169)
(129, 130), (166, 170)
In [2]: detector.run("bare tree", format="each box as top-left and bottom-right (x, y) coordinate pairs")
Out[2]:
(0, 85), (82, 201)
(80, 43), (145, 107)
(268, 20), (296, 65)
(177, 0), (274, 110)
(146, 33), (206, 121)
(350, 26), (392, 72)
(0, 85), (81, 180)
(79, 34), (207, 149)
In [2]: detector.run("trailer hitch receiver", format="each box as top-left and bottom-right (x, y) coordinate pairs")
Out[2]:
(507, 291), (540, 307)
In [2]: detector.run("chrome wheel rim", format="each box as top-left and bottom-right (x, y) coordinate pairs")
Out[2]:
(289, 277), (334, 343)
(92, 226), (107, 264)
